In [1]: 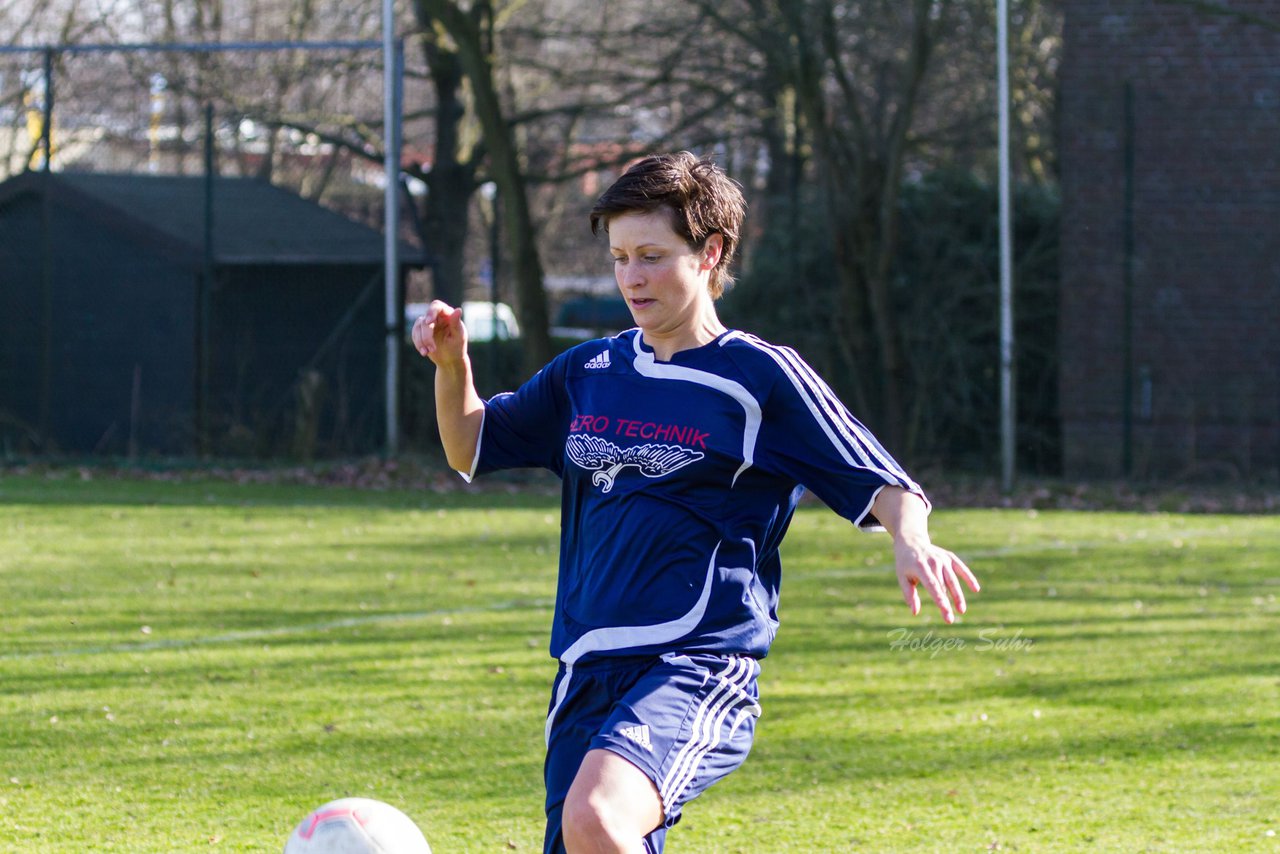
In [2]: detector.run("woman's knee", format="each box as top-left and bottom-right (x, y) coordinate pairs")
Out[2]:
(561, 787), (618, 851)
(561, 750), (662, 852)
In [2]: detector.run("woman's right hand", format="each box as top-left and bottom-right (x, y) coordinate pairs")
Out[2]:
(412, 300), (468, 367)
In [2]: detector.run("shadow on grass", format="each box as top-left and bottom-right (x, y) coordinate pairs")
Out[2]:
(2, 601), (556, 671)
(748, 704), (1280, 786)
(776, 611), (1273, 659)
(0, 472), (562, 511)
(11, 712), (550, 804)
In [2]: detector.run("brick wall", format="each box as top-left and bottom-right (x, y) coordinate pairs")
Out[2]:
(1059, 0), (1280, 479)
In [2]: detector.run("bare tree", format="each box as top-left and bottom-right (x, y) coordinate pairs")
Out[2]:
(680, 0), (1060, 452)
(14, 0), (1061, 436)
(414, 21), (477, 309)
(1, 0), (115, 178)
(414, 0), (555, 371)
(407, 0), (748, 371)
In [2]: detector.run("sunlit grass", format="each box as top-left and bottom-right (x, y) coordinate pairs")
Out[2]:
(1, 473), (1277, 851)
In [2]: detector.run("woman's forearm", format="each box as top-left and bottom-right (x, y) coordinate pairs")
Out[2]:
(435, 356), (485, 474)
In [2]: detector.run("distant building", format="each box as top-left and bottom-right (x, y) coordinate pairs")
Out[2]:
(1059, 0), (1280, 479)
(0, 171), (424, 457)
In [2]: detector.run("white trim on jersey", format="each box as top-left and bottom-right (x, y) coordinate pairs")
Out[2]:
(544, 543), (724, 745)
(776, 344), (918, 487)
(560, 541), (719, 665)
(854, 483), (889, 531)
(631, 334), (762, 486)
(456, 404), (489, 484)
(736, 333), (918, 492)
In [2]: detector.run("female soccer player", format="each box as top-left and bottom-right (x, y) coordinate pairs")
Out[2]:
(413, 152), (979, 854)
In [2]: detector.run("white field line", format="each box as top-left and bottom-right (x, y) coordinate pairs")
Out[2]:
(3, 597), (555, 661)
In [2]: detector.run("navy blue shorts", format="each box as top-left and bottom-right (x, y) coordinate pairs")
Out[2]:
(542, 652), (762, 854)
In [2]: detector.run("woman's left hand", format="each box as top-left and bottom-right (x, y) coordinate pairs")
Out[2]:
(894, 538), (979, 625)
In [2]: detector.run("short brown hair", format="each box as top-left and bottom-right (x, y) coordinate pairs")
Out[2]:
(590, 151), (746, 299)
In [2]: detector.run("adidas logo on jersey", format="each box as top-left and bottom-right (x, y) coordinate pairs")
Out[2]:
(619, 724), (652, 752)
(584, 350), (611, 370)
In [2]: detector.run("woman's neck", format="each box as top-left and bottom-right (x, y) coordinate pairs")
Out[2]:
(644, 313), (727, 361)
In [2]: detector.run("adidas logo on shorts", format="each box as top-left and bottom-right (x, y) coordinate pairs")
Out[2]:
(584, 350), (611, 370)
(619, 724), (652, 752)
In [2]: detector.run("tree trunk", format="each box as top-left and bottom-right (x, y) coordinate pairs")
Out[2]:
(417, 32), (473, 308)
(414, 0), (553, 374)
(785, 0), (940, 454)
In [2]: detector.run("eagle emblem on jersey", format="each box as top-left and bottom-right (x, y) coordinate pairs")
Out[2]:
(565, 434), (705, 493)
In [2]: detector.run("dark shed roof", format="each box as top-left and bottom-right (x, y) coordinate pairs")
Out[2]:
(0, 171), (425, 266)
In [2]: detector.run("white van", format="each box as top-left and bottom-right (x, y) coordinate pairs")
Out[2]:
(405, 301), (521, 342)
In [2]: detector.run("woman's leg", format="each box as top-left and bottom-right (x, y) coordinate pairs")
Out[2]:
(561, 748), (663, 853)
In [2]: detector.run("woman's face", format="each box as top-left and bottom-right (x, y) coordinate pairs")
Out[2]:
(607, 209), (720, 341)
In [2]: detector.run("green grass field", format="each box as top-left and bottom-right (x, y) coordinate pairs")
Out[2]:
(1, 471), (1277, 852)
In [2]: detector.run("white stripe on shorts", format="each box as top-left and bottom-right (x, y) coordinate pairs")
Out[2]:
(544, 662), (574, 746)
(659, 656), (761, 810)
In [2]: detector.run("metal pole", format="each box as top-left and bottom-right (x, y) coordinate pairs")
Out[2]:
(37, 49), (55, 441)
(997, 0), (1015, 493)
(1122, 82), (1136, 477)
(0, 40), (383, 55)
(382, 9), (402, 455)
(197, 102), (215, 457)
(490, 186), (500, 391)
(40, 48), (54, 172)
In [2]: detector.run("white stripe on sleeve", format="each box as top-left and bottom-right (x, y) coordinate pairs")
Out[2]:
(739, 334), (912, 489)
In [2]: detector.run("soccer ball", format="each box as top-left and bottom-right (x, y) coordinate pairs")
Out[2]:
(283, 797), (431, 854)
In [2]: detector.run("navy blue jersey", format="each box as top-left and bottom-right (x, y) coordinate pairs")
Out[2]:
(463, 329), (927, 664)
